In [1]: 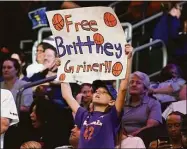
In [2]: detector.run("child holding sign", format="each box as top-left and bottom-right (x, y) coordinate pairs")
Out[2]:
(61, 44), (133, 148)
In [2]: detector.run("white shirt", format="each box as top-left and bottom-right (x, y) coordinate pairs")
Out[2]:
(0, 89), (19, 148)
(116, 136), (146, 149)
(26, 63), (44, 78)
(162, 100), (187, 119)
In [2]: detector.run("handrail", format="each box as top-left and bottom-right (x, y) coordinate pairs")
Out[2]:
(132, 12), (163, 29)
(20, 40), (33, 50)
(16, 75), (57, 116)
(37, 27), (51, 44)
(133, 39), (167, 77)
(132, 1), (186, 29)
(121, 22), (132, 43)
(108, 1), (121, 11)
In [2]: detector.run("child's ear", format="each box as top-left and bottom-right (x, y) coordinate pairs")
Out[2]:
(108, 100), (115, 106)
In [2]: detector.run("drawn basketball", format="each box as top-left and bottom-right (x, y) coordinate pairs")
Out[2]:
(112, 62), (123, 77)
(59, 73), (66, 81)
(52, 14), (64, 31)
(104, 12), (117, 27)
(93, 33), (104, 45)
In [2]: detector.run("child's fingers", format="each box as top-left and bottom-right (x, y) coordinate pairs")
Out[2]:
(55, 58), (61, 66)
(125, 43), (131, 47)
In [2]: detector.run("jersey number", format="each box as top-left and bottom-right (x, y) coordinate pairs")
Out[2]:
(83, 126), (94, 140)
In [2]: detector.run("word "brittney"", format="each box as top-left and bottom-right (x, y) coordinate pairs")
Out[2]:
(55, 36), (122, 59)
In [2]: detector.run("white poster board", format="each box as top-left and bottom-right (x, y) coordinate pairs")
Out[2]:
(46, 7), (127, 83)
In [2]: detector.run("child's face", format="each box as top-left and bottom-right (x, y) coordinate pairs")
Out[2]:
(92, 87), (112, 105)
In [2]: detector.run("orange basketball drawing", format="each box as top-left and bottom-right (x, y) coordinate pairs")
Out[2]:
(59, 73), (66, 81)
(112, 62), (123, 77)
(93, 33), (104, 45)
(52, 14), (64, 31)
(104, 12), (117, 27)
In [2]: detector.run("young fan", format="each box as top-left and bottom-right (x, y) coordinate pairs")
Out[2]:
(61, 44), (133, 148)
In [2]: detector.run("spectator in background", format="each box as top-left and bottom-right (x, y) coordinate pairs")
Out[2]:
(26, 42), (52, 78)
(123, 71), (162, 136)
(0, 58), (33, 112)
(149, 64), (186, 104)
(153, 2), (187, 62)
(0, 89), (19, 148)
(76, 83), (93, 110)
(11, 52), (28, 81)
(28, 44), (67, 107)
(153, 2), (181, 44)
(28, 44), (57, 81)
(149, 111), (184, 149)
(27, 99), (74, 149)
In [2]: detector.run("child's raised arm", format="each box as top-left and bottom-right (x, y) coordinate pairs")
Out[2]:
(115, 44), (133, 115)
(61, 82), (80, 114)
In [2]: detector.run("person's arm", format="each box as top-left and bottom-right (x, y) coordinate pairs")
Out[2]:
(151, 85), (174, 94)
(20, 86), (33, 112)
(61, 1), (80, 9)
(28, 69), (48, 82)
(0, 117), (10, 135)
(61, 82), (80, 114)
(151, 81), (185, 95)
(131, 100), (162, 136)
(115, 44), (133, 115)
(131, 119), (160, 136)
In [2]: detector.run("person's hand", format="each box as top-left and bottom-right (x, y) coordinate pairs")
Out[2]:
(48, 58), (61, 72)
(157, 140), (173, 149)
(76, 93), (85, 105)
(149, 140), (173, 149)
(148, 88), (155, 95)
(55, 58), (61, 67)
(125, 44), (133, 59)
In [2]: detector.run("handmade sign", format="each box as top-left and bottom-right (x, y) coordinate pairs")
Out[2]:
(46, 7), (127, 83)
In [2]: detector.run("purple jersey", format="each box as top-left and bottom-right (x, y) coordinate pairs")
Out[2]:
(75, 106), (121, 148)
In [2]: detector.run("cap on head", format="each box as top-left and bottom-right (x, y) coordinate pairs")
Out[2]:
(92, 80), (117, 100)
(131, 71), (150, 89)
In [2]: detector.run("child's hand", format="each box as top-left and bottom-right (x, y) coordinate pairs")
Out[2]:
(55, 58), (61, 66)
(125, 44), (133, 59)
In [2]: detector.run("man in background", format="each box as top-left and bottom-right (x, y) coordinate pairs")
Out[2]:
(0, 89), (19, 148)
